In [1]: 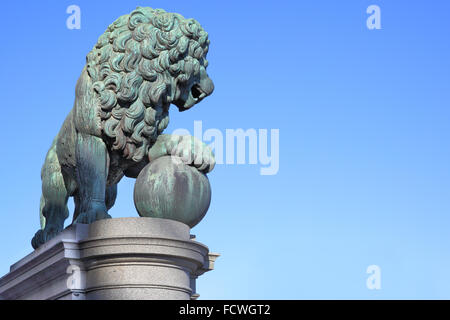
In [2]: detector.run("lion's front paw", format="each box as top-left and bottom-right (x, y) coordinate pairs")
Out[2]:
(167, 135), (215, 173)
(74, 209), (111, 224)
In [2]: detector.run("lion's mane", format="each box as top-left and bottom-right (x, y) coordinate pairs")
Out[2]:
(85, 7), (210, 162)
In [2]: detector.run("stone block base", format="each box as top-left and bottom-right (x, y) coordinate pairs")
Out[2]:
(0, 217), (218, 300)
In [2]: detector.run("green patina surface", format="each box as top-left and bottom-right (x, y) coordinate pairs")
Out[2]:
(134, 156), (211, 227)
(32, 7), (215, 249)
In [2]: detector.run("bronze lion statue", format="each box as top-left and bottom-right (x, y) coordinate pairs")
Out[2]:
(32, 7), (215, 249)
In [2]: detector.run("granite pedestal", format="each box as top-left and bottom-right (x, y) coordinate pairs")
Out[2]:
(0, 217), (218, 300)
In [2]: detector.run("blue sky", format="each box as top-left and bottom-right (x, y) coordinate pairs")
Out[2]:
(1, 0), (450, 299)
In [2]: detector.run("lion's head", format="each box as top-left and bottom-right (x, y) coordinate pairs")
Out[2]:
(85, 7), (214, 162)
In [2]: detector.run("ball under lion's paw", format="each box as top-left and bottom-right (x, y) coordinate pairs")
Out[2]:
(134, 156), (212, 227)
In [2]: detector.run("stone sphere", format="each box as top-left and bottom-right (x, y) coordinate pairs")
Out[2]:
(134, 156), (212, 228)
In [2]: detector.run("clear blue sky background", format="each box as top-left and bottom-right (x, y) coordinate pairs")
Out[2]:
(1, 0), (449, 299)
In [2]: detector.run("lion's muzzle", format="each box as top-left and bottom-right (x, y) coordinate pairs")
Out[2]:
(176, 70), (214, 112)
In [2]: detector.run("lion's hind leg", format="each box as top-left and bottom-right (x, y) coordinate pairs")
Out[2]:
(32, 142), (69, 249)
